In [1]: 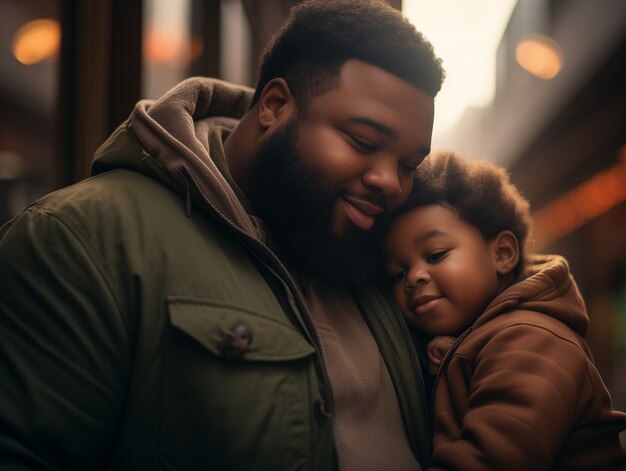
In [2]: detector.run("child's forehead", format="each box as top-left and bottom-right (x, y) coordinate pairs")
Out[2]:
(384, 203), (484, 249)
(389, 203), (463, 233)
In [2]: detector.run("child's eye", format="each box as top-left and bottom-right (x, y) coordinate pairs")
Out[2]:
(388, 270), (406, 284)
(427, 250), (449, 264)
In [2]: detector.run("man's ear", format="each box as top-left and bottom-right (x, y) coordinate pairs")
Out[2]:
(492, 230), (519, 276)
(258, 78), (296, 130)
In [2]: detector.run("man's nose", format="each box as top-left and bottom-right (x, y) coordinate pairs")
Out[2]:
(362, 155), (402, 196)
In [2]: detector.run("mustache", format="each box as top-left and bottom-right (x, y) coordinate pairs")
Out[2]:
(340, 189), (387, 211)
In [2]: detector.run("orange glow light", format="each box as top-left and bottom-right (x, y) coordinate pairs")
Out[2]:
(12, 19), (60, 65)
(531, 148), (626, 249)
(189, 36), (204, 63)
(143, 28), (184, 63)
(515, 34), (563, 80)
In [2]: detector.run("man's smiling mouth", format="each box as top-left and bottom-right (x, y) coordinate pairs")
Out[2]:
(341, 194), (384, 230)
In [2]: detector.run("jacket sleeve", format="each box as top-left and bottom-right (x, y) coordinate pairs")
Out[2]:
(429, 323), (592, 471)
(0, 208), (131, 469)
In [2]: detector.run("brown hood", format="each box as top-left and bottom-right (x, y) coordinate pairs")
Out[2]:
(476, 254), (589, 336)
(93, 77), (262, 240)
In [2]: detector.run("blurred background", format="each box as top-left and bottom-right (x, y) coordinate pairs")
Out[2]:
(1, 0), (625, 442)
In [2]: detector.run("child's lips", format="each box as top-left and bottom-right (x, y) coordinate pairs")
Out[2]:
(411, 295), (442, 314)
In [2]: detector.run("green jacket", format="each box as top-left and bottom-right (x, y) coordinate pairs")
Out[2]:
(0, 78), (431, 470)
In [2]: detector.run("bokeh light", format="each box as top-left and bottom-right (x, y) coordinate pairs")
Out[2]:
(515, 34), (563, 80)
(12, 19), (60, 65)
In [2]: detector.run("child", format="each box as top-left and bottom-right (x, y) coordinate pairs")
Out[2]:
(382, 151), (626, 470)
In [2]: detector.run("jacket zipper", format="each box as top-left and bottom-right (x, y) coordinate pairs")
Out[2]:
(174, 164), (344, 468)
(360, 300), (432, 467)
(431, 327), (474, 403)
(397, 307), (432, 434)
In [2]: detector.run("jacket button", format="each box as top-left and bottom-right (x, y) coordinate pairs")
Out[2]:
(219, 324), (253, 360)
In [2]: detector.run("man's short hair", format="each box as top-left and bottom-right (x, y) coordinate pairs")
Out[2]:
(250, 0), (445, 108)
(402, 151), (532, 277)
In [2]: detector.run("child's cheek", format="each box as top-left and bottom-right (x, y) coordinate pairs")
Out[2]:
(392, 285), (409, 314)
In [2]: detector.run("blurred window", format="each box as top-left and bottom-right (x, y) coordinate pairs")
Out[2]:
(142, 0), (253, 101)
(0, 0), (60, 224)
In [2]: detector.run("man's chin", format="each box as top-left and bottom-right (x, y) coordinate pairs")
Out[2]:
(330, 226), (369, 245)
(293, 251), (378, 287)
(246, 117), (383, 286)
(287, 227), (381, 287)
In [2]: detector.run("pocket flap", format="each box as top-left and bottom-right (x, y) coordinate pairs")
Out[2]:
(167, 296), (315, 361)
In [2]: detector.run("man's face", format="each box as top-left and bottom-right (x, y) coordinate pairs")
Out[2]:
(249, 60), (435, 284)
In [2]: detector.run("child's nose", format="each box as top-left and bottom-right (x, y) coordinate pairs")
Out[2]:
(405, 267), (431, 290)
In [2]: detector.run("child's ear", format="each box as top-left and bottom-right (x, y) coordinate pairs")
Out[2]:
(258, 78), (296, 130)
(492, 230), (519, 276)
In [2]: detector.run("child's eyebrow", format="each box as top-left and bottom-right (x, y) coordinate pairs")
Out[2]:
(413, 228), (448, 244)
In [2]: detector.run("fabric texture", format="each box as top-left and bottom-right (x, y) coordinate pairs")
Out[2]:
(428, 254), (626, 471)
(0, 77), (432, 470)
(304, 277), (421, 471)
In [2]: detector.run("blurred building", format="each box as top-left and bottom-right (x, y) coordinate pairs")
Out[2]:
(1, 0), (625, 440)
(441, 0), (626, 422)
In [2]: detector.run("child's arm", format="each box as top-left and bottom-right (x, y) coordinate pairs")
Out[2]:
(428, 323), (625, 471)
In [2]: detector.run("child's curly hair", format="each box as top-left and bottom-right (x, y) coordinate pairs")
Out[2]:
(401, 150), (532, 277)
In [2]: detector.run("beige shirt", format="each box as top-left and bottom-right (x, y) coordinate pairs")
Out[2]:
(303, 277), (421, 471)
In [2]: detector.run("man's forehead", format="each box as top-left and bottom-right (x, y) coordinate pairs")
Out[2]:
(333, 60), (433, 114)
(316, 61), (434, 147)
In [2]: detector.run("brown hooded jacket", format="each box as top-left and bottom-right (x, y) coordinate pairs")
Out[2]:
(429, 254), (626, 470)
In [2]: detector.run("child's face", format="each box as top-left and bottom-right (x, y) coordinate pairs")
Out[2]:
(383, 204), (501, 336)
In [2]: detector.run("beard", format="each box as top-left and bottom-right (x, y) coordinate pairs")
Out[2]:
(246, 118), (383, 286)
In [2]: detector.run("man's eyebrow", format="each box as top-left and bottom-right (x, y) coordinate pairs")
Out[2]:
(347, 117), (397, 139)
(348, 117), (431, 158)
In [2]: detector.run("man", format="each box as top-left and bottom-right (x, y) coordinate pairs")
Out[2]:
(0, 1), (444, 469)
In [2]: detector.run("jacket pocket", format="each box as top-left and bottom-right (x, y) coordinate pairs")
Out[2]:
(160, 296), (315, 471)
(167, 295), (315, 361)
